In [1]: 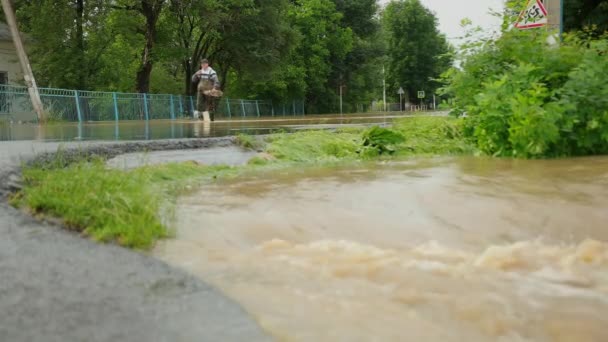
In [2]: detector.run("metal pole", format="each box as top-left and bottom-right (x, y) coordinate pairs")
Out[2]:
(226, 98), (231, 118)
(143, 93), (149, 121)
(1, 0), (45, 121)
(170, 95), (175, 120)
(339, 85), (343, 115)
(189, 96), (195, 116)
(112, 92), (119, 121)
(559, 0), (564, 39)
(74, 90), (82, 123)
(382, 66), (386, 112)
(271, 100), (275, 117)
(178, 95), (184, 117)
(240, 99), (245, 117)
(255, 100), (260, 117)
(399, 93), (402, 112)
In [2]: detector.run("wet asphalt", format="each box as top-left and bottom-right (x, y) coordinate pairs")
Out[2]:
(0, 138), (269, 342)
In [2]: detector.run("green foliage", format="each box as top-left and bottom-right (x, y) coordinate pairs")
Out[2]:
(266, 130), (361, 162)
(563, 0), (608, 34)
(360, 126), (405, 156)
(265, 116), (473, 161)
(383, 0), (452, 102)
(231, 0), (356, 112)
(392, 116), (474, 155)
(235, 133), (260, 150)
(443, 25), (608, 158)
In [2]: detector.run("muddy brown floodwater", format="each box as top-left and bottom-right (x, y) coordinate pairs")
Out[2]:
(154, 156), (608, 342)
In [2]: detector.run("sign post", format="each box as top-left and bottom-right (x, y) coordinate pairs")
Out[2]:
(397, 87), (404, 111)
(382, 66), (386, 112)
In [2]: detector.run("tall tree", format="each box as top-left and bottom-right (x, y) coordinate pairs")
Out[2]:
(232, 0), (354, 113)
(112, 0), (165, 93)
(330, 0), (383, 112)
(563, 0), (608, 33)
(383, 0), (452, 102)
(14, 0), (111, 89)
(161, 0), (294, 95)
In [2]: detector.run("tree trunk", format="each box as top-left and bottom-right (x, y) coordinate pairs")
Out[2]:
(135, 0), (163, 93)
(75, 0), (86, 89)
(184, 59), (194, 96)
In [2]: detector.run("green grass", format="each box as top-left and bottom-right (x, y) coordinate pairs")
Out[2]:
(265, 130), (361, 162)
(12, 160), (241, 249)
(391, 116), (475, 156)
(14, 116), (473, 250)
(235, 133), (261, 150)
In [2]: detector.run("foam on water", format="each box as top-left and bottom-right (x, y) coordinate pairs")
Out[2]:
(153, 157), (608, 341)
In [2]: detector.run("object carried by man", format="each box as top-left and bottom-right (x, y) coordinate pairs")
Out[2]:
(203, 88), (223, 97)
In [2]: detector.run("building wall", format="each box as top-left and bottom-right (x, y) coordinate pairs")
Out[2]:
(0, 40), (23, 85)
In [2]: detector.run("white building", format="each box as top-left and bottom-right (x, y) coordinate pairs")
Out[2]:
(0, 22), (24, 86)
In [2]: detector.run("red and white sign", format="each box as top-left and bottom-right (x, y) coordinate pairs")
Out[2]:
(515, 0), (548, 29)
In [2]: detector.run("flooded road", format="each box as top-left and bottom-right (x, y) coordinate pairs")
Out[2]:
(154, 157), (608, 341)
(0, 114), (409, 141)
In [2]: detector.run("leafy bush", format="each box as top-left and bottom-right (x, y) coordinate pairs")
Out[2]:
(360, 126), (406, 156)
(442, 27), (608, 158)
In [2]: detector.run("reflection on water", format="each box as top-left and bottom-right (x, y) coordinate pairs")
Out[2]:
(0, 114), (401, 141)
(154, 157), (608, 341)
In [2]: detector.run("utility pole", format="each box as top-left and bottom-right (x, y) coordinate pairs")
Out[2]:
(1, 0), (45, 122)
(382, 66), (386, 112)
(339, 84), (343, 115)
(339, 73), (343, 115)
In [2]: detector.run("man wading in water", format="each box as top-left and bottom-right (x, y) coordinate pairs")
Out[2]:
(191, 59), (222, 121)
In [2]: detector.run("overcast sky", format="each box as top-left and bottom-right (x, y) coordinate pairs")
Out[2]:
(379, 0), (505, 43)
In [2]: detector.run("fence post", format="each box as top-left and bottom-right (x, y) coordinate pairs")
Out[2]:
(240, 99), (246, 117)
(292, 100), (296, 116)
(178, 96), (183, 117)
(170, 95), (175, 120)
(143, 93), (149, 121)
(271, 100), (275, 117)
(73, 90), (82, 123)
(112, 92), (119, 121)
(255, 100), (260, 117)
(189, 96), (195, 116)
(226, 98), (231, 118)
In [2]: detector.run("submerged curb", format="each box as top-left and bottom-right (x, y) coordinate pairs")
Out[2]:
(0, 136), (236, 199)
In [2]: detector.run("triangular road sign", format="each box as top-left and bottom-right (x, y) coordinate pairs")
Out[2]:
(515, 0), (548, 29)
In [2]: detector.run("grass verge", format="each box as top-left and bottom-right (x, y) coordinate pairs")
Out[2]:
(12, 116), (473, 250)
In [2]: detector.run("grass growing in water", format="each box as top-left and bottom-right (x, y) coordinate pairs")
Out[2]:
(14, 116), (472, 249)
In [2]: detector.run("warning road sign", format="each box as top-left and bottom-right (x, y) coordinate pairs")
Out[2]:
(515, 0), (548, 29)
(417, 91), (425, 99)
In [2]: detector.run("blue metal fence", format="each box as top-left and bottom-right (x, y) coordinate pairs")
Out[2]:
(0, 84), (305, 122)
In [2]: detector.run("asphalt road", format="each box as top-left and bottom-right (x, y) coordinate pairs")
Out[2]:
(0, 138), (269, 342)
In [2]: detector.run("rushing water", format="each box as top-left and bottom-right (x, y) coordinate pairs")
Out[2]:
(154, 156), (608, 341)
